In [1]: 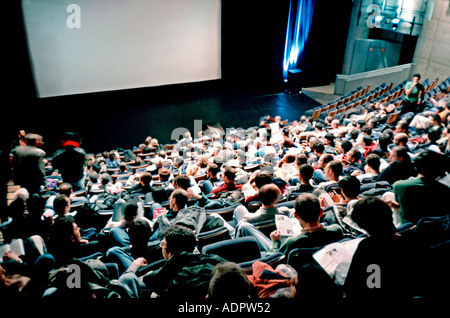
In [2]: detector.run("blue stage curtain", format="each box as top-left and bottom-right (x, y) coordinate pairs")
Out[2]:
(282, 0), (315, 80)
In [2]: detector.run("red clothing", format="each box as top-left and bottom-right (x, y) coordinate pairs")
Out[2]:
(211, 181), (243, 197)
(363, 142), (378, 158)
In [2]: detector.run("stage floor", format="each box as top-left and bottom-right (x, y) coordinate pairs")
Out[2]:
(11, 82), (337, 155)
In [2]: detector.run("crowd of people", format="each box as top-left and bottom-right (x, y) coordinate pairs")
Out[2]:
(1, 74), (450, 303)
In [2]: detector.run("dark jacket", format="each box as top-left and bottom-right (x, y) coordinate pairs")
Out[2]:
(142, 251), (226, 298)
(52, 146), (86, 183)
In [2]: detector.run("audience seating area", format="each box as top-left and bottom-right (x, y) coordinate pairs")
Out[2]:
(2, 74), (450, 302)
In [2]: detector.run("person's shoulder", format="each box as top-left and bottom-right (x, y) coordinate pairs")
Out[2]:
(325, 223), (344, 234)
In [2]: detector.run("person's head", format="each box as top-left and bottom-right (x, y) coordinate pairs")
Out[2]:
(429, 113), (441, 126)
(53, 194), (71, 217)
(49, 216), (83, 253)
(259, 183), (281, 207)
(296, 154), (308, 166)
(174, 156), (184, 168)
(393, 132), (408, 146)
(119, 162), (127, 172)
(395, 120), (409, 134)
(414, 149), (449, 179)
(208, 262), (255, 300)
(362, 135), (373, 147)
(346, 149), (361, 163)
(389, 146), (409, 163)
(100, 173), (112, 186)
(161, 225), (197, 259)
(317, 153), (334, 168)
(312, 141), (325, 155)
(123, 202), (139, 222)
(340, 139), (352, 153)
(299, 164), (314, 183)
(169, 188), (189, 212)
(58, 183), (73, 196)
(222, 166), (236, 183)
(350, 197), (396, 237)
(254, 171), (273, 189)
(158, 167), (171, 182)
(173, 174), (190, 190)
(365, 153), (381, 173)
(25, 133), (44, 148)
(412, 73), (421, 83)
(338, 176), (360, 200)
(325, 133), (335, 146)
(426, 126), (442, 143)
(128, 219), (152, 255)
(207, 163), (219, 178)
(324, 160), (343, 181)
(294, 193), (322, 224)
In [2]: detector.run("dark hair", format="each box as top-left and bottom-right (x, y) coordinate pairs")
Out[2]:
(128, 219), (152, 255)
(171, 189), (189, 209)
(340, 139), (352, 153)
(427, 126), (442, 143)
(365, 153), (381, 172)
(208, 262), (255, 300)
(164, 225), (197, 255)
(296, 154), (308, 166)
(378, 133), (392, 151)
(350, 129), (360, 140)
(412, 73), (421, 80)
(414, 149), (448, 178)
(223, 166), (236, 181)
(174, 175), (190, 190)
(299, 164), (314, 182)
(259, 184), (280, 206)
(207, 163), (220, 176)
(312, 141), (325, 153)
(338, 176), (360, 199)
(327, 160), (343, 178)
(362, 135), (373, 146)
(294, 193), (321, 223)
(140, 172), (153, 185)
(351, 197), (396, 236)
(53, 194), (70, 217)
(254, 172), (273, 189)
(349, 148), (361, 162)
(124, 202), (139, 221)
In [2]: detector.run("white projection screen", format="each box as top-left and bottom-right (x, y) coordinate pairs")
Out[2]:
(21, 0), (221, 97)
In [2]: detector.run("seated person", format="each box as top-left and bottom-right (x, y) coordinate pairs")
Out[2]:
(375, 146), (416, 185)
(45, 183), (88, 212)
(317, 161), (343, 190)
(172, 174), (202, 200)
(241, 171), (273, 204)
(312, 153), (334, 185)
(274, 153), (299, 184)
(342, 148), (364, 176)
(393, 149), (450, 224)
(128, 172), (153, 196)
(233, 183), (287, 225)
(267, 193), (343, 257)
(343, 197), (427, 299)
(209, 167), (243, 198)
(354, 153), (381, 182)
(136, 225), (227, 298)
(46, 216), (96, 266)
(287, 164), (316, 196)
(198, 163), (221, 194)
(105, 219), (153, 275)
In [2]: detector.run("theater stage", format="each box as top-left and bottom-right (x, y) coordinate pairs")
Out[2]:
(10, 81), (334, 155)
